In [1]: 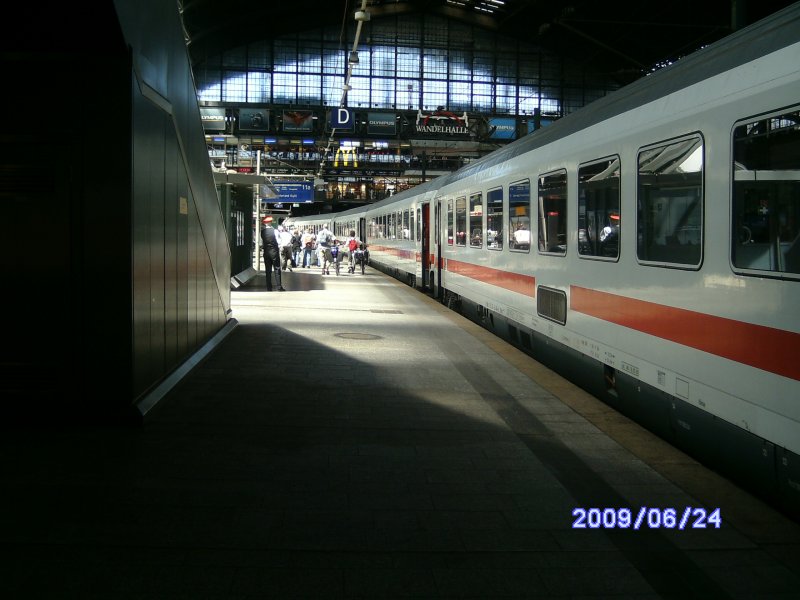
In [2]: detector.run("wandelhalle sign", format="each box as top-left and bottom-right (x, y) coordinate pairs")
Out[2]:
(414, 109), (470, 138)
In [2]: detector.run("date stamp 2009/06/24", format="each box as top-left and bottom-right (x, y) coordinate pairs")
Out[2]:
(572, 507), (721, 530)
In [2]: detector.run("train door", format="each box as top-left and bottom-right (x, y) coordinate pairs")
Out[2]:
(434, 198), (443, 300)
(421, 203), (430, 290)
(358, 217), (366, 244)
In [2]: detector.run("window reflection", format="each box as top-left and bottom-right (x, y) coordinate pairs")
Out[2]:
(732, 110), (800, 276)
(538, 170), (567, 255)
(509, 180), (531, 252)
(487, 188), (504, 250)
(637, 136), (703, 267)
(578, 157), (620, 259)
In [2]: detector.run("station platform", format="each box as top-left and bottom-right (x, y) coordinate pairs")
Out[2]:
(3, 264), (800, 598)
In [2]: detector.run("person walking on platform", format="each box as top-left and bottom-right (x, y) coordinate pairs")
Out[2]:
(290, 229), (302, 269)
(316, 223), (335, 275)
(278, 225), (294, 272)
(344, 230), (361, 273)
(300, 229), (315, 268)
(260, 216), (285, 291)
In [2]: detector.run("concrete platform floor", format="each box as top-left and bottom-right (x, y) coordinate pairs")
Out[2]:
(2, 265), (799, 598)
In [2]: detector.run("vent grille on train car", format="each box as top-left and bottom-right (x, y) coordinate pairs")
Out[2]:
(537, 286), (567, 325)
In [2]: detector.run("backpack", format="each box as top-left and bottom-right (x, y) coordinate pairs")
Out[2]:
(348, 238), (358, 252)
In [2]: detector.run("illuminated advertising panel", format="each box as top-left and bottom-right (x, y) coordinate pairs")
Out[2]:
(282, 110), (314, 132)
(489, 117), (517, 140)
(200, 107), (226, 132)
(368, 112), (396, 135)
(238, 108), (270, 132)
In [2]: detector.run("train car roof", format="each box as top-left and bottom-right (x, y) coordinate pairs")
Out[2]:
(361, 175), (454, 212)
(446, 2), (800, 183)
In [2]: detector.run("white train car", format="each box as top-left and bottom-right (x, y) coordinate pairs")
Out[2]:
(362, 180), (441, 287)
(289, 4), (800, 517)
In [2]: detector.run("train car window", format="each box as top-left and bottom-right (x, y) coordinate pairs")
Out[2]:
(509, 180), (531, 252)
(578, 157), (620, 260)
(456, 196), (467, 246)
(403, 209), (410, 240)
(416, 207), (421, 242)
(732, 108), (800, 278)
(487, 187), (503, 250)
(637, 135), (703, 267)
(447, 200), (454, 245)
(538, 170), (567, 255)
(410, 209), (416, 243)
(389, 212), (396, 239)
(469, 192), (483, 248)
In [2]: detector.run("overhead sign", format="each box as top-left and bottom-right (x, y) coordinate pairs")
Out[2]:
(200, 107), (225, 132)
(267, 180), (314, 203)
(330, 108), (354, 130)
(282, 110), (314, 132)
(238, 108), (270, 132)
(368, 112), (396, 136)
(334, 147), (358, 167)
(414, 109), (469, 137)
(489, 117), (517, 140)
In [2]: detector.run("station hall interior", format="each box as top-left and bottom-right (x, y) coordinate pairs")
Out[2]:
(2, 1), (800, 596)
(1, 0), (789, 423)
(0, 0), (795, 479)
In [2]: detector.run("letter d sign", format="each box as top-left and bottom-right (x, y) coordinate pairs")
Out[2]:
(331, 108), (354, 130)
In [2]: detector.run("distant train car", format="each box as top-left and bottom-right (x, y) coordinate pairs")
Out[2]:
(288, 5), (800, 517)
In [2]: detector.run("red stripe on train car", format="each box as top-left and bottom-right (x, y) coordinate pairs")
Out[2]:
(446, 259), (536, 298)
(571, 285), (800, 381)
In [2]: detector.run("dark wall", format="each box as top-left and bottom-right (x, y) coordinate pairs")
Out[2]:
(0, 0), (231, 422)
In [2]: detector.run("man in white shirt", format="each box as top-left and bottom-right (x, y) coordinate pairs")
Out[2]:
(278, 225), (294, 271)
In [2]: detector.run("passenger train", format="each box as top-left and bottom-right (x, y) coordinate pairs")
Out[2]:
(285, 4), (800, 517)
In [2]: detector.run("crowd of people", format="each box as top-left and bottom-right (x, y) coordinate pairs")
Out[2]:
(260, 217), (366, 290)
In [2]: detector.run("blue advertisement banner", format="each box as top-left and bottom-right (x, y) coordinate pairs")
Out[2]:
(268, 180), (314, 203)
(489, 117), (517, 140)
